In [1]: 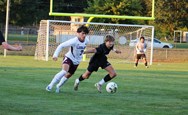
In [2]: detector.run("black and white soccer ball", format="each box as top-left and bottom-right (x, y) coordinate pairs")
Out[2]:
(106, 82), (118, 93)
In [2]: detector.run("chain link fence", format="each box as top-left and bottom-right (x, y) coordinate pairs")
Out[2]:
(35, 20), (154, 64)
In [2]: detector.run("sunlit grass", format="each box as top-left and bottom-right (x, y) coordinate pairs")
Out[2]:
(0, 56), (188, 115)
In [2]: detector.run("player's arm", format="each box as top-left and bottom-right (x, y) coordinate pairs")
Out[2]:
(135, 43), (140, 52)
(143, 43), (147, 52)
(83, 48), (96, 54)
(53, 39), (75, 61)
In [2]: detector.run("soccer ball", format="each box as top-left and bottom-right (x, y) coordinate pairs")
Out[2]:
(106, 82), (118, 93)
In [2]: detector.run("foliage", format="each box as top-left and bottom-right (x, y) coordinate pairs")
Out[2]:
(0, 0), (187, 39)
(85, 0), (188, 39)
(0, 0), (51, 26)
(149, 0), (188, 39)
(85, 0), (144, 24)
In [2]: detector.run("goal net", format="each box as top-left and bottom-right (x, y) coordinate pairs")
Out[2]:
(35, 20), (154, 64)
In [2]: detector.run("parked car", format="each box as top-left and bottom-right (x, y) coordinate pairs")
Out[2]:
(129, 38), (173, 48)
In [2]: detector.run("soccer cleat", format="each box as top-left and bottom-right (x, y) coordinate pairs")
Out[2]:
(146, 66), (149, 68)
(55, 86), (60, 93)
(74, 79), (79, 91)
(46, 86), (52, 92)
(95, 83), (102, 93)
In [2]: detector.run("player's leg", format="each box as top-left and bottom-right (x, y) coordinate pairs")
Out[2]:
(143, 55), (148, 68)
(46, 63), (68, 91)
(97, 65), (116, 86)
(134, 54), (140, 67)
(74, 70), (92, 91)
(55, 73), (72, 93)
(55, 62), (78, 93)
(135, 59), (139, 67)
(74, 63), (98, 91)
(46, 69), (67, 91)
(74, 70), (90, 91)
(95, 62), (116, 93)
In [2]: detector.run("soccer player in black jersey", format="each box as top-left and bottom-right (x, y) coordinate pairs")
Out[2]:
(74, 35), (121, 93)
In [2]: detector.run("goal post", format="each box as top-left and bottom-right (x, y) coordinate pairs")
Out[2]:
(35, 20), (154, 65)
(49, 0), (155, 20)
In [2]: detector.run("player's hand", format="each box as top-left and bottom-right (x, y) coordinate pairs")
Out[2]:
(53, 57), (58, 61)
(139, 50), (144, 53)
(18, 45), (22, 51)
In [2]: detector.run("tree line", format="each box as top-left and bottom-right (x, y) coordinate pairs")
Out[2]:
(0, 0), (187, 39)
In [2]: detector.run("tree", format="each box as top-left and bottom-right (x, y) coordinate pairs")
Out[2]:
(0, 0), (187, 40)
(149, 0), (188, 39)
(0, 0), (7, 25)
(85, 0), (145, 24)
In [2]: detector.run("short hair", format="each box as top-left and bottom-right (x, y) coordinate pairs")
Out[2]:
(104, 35), (115, 42)
(140, 36), (145, 40)
(77, 25), (89, 34)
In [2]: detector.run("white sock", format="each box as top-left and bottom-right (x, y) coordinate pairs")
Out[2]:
(48, 69), (67, 89)
(56, 76), (68, 88)
(98, 79), (105, 86)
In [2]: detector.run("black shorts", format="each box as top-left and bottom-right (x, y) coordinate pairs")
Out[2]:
(87, 61), (111, 72)
(0, 31), (5, 45)
(136, 54), (146, 59)
(62, 56), (78, 75)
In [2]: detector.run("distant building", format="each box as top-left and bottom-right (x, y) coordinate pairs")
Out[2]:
(183, 31), (188, 43)
(70, 16), (84, 31)
(174, 30), (188, 43)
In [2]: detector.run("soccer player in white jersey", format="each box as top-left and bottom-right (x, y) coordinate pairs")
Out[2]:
(134, 36), (148, 68)
(46, 25), (89, 93)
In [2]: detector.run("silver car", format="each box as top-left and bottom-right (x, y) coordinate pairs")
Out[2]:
(129, 38), (173, 48)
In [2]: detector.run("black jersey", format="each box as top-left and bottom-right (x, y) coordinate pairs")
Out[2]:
(89, 43), (114, 65)
(0, 31), (5, 45)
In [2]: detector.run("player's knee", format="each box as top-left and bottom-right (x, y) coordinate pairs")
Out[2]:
(56, 69), (67, 81)
(66, 73), (72, 78)
(82, 74), (90, 79)
(110, 72), (117, 78)
(143, 59), (147, 62)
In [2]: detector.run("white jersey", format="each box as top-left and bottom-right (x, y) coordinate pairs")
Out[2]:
(53, 37), (89, 65)
(136, 42), (147, 54)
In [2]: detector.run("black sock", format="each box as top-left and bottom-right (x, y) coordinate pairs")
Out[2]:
(104, 74), (112, 82)
(145, 62), (148, 66)
(135, 63), (138, 66)
(78, 75), (84, 81)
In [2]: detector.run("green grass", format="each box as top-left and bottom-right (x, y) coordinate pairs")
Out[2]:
(0, 56), (188, 115)
(173, 43), (188, 49)
(8, 34), (37, 42)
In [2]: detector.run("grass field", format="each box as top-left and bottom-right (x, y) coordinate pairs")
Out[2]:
(8, 34), (37, 42)
(0, 56), (188, 115)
